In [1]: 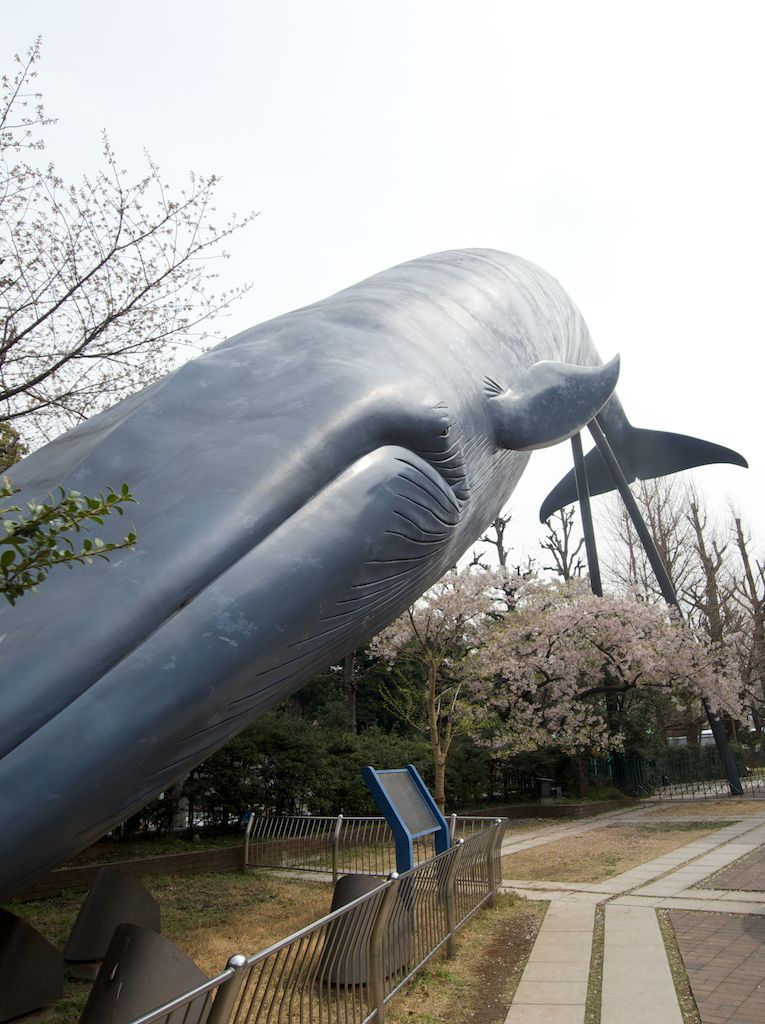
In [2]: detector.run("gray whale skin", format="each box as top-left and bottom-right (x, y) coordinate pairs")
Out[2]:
(0, 249), (745, 901)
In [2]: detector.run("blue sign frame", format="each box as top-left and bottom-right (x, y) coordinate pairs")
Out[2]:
(362, 764), (451, 872)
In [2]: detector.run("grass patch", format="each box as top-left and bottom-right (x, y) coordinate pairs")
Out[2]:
(62, 832), (244, 867)
(502, 818), (563, 835)
(657, 910), (701, 1024)
(11, 871), (332, 1024)
(648, 798), (765, 818)
(578, 786), (636, 805)
(11, 873), (543, 1024)
(584, 905), (605, 1024)
(501, 822), (726, 883)
(386, 894), (547, 1024)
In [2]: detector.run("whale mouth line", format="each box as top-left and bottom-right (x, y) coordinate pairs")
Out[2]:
(410, 430), (471, 503)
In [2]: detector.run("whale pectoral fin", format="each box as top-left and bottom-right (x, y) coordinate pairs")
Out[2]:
(539, 425), (748, 521)
(222, 445), (462, 714)
(490, 356), (620, 451)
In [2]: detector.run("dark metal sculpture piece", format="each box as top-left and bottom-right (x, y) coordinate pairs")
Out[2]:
(585, 418), (744, 795)
(79, 924), (208, 1024)
(0, 249), (746, 902)
(63, 866), (161, 964)
(540, 394), (747, 521)
(320, 874), (411, 987)
(570, 432), (602, 596)
(0, 909), (64, 1022)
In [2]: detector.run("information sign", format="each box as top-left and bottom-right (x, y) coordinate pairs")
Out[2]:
(362, 764), (450, 872)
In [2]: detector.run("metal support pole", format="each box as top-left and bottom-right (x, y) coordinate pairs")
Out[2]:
(444, 839), (465, 958)
(368, 874), (400, 1024)
(588, 417), (744, 796)
(332, 814), (344, 885)
(571, 432), (602, 596)
(588, 420), (675, 605)
(449, 813), (457, 842)
(486, 818), (507, 908)
(207, 954), (248, 1024)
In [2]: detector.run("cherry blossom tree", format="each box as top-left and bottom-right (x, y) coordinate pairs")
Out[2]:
(371, 567), (512, 811)
(732, 517), (765, 733)
(605, 478), (764, 744)
(472, 577), (743, 757)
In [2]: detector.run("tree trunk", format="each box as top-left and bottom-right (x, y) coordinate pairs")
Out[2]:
(426, 659), (449, 812)
(434, 755), (447, 813)
(343, 651), (357, 734)
(735, 518), (765, 721)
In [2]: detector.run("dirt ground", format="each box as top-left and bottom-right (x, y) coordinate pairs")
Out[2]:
(501, 822), (726, 883)
(387, 894), (547, 1024)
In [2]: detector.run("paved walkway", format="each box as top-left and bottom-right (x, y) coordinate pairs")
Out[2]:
(500, 801), (765, 1023)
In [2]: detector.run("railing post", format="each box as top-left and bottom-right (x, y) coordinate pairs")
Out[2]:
(449, 813), (457, 841)
(486, 818), (506, 907)
(444, 839), (465, 958)
(242, 812), (255, 869)
(368, 874), (400, 1024)
(207, 954), (248, 1024)
(332, 814), (344, 885)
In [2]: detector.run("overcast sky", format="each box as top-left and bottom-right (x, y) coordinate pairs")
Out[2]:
(5, 1), (764, 560)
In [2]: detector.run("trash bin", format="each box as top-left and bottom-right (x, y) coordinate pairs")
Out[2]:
(537, 777), (554, 799)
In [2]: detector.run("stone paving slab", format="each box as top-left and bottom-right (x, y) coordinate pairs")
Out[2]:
(602, 905), (682, 1023)
(694, 899), (765, 916)
(698, 889), (765, 903)
(670, 910), (765, 1024)
(513, 980), (588, 1004)
(505, 1006), (584, 1023)
(527, 930), (592, 964)
(504, 900), (593, 1024)
(698, 843), (765, 892)
(634, 828), (765, 898)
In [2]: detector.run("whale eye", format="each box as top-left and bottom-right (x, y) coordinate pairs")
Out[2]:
(439, 426), (450, 438)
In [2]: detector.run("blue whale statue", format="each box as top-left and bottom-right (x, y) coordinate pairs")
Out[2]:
(0, 249), (745, 900)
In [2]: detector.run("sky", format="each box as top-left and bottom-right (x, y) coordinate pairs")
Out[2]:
(5, 1), (764, 561)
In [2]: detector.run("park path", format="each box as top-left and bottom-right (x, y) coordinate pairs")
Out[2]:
(500, 801), (765, 1024)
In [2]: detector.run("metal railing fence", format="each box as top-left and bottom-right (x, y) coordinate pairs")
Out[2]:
(129, 819), (506, 1024)
(244, 814), (500, 882)
(590, 748), (765, 801)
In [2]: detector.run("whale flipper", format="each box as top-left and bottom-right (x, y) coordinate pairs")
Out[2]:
(489, 355), (620, 452)
(539, 406), (748, 521)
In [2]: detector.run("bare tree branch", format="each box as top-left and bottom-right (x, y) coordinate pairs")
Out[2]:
(1, 40), (256, 446)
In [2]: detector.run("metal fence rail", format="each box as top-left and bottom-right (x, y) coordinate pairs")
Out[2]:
(129, 820), (506, 1024)
(244, 814), (500, 881)
(587, 748), (765, 801)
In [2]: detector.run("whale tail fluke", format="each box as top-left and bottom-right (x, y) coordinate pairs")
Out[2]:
(539, 411), (748, 522)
